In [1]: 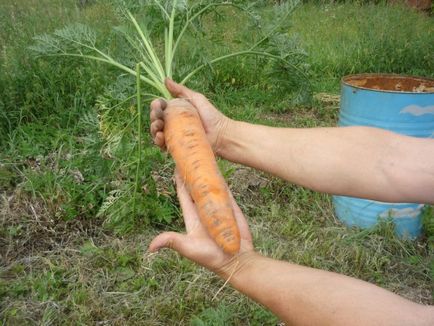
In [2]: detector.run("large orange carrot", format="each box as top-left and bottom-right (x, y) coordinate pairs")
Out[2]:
(164, 99), (240, 255)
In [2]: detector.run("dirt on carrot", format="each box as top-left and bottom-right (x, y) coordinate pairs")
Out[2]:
(164, 99), (240, 254)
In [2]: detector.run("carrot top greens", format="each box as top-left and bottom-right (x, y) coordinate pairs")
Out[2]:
(30, 0), (308, 102)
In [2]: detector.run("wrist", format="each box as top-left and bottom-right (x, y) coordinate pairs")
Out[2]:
(213, 250), (262, 282)
(215, 118), (242, 159)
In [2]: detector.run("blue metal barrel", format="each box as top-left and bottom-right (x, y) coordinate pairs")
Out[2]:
(333, 74), (434, 238)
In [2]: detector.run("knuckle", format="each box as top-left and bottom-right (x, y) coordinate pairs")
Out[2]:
(196, 93), (206, 101)
(151, 98), (161, 106)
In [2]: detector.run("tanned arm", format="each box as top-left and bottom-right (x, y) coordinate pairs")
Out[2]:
(219, 121), (434, 204)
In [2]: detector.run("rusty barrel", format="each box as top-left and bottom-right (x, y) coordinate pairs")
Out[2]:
(333, 74), (434, 238)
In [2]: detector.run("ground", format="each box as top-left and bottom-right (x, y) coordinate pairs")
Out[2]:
(1, 0), (433, 324)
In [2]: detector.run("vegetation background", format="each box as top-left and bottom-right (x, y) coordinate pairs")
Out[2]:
(1, 0), (433, 324)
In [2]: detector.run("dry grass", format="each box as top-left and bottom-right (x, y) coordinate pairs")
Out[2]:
(1, 0), (433, 324)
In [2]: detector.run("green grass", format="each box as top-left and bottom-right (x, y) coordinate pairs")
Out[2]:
(292, 2), (434, 92)
(1, 0), (433, 324)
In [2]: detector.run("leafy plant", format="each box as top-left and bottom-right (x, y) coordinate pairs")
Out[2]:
(29, 0), (309, 231)
(30, 0), (309, 101)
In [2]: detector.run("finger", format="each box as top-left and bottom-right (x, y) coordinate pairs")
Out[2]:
(175, 172), (201, 233)
(150, 107), (164, 122)
(148, 231), (188, 253)
(159, 98), (167, 110)
(150, 119), (164, 138)
(228, 192), (253, 244)
(165, 78), (198, 100)
(150, 98), (167, 112)
(165, 79), (219, 124)
(154, 131), (166, 149)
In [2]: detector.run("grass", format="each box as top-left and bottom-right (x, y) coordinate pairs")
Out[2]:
(292, 2), (434, 93)
(1, 0), (433, 324)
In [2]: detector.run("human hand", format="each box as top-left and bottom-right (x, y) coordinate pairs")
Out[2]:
(148, 172), (255, 278)
(150, 79), (232, 155)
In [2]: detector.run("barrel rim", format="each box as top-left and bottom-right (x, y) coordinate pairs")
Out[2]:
(341, 73), (434, 94)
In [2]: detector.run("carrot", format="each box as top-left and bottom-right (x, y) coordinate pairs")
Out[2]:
(164, 99), (240, 255)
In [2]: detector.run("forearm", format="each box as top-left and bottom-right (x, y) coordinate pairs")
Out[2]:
(219, 120), (434, 204)
(223, 252), (432, 326)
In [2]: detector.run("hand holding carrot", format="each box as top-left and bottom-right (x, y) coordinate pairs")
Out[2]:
(150, 79), (232, 155)
(148, 172), (255, 277)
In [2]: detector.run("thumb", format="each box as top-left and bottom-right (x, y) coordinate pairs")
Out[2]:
(148, 231), (189, 254)
(165, 78), (195, 99)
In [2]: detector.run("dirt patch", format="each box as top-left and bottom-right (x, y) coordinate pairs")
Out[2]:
(0, 190), (104, 266)
(314, 93), (341, 106)
(259, 112), (295, 124)
(226, 165), (271, 207)
(343, 74), (434, 93)
(229, 166), (269, 194)
(394, 284), (433, 305)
